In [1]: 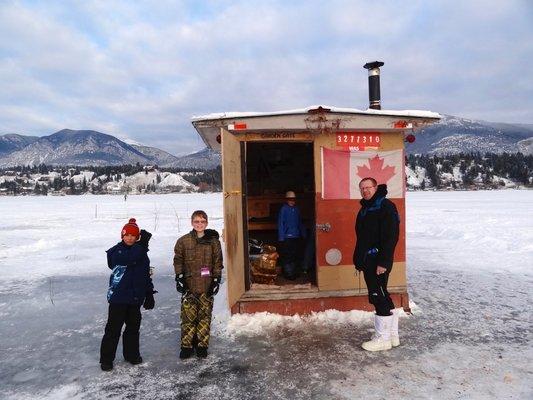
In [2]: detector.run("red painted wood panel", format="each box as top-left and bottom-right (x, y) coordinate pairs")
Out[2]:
(231, 292), (410, 316)
(315, 196), (405, 267)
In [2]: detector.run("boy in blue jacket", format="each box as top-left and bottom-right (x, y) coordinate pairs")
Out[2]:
(99, 218), (156, 371)
(277, 191), (307, 280)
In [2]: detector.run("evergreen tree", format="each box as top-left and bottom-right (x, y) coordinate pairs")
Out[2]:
(69, 179), (76, 194)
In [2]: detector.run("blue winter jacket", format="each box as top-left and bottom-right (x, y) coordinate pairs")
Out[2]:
(106, 242), (153, 305)
(277, 203), (307, 241)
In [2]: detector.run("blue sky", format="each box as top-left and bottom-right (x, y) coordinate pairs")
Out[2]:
(1, 0), (532, 155)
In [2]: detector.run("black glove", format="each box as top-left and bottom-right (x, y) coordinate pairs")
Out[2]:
(138, 229), (152, 250)
(353, 249), (364, 272)
(175, 274), (187, 294)
(207, 277), (221, 297)
(143, 290), (157, 310)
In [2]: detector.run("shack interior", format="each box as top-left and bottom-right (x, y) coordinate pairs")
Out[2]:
(245, 142), (316, 288)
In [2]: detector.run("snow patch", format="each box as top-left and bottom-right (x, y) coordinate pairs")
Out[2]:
(225, 309), (376, 338)
(6, 383), (82, 400)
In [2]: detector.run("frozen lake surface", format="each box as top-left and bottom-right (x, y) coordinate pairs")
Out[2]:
(0, 191), (532, 399)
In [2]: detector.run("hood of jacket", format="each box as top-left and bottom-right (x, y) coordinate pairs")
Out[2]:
(191, 228), (220, 244)
(360, 184), (388, 208)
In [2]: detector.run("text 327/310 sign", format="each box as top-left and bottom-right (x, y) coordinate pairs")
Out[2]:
(336, 132), (381, 151)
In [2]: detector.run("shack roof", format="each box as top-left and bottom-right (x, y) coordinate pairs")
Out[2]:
(191, 105), (441, 150)
(192, 105), (440, 121)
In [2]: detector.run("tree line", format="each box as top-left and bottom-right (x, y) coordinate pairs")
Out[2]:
(1, 153), (531, 195)
(406, 152), (532, 189)
(0, 164), (222, 195)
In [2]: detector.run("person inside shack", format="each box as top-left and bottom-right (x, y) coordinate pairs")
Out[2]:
(277, 190), (307, 280)
(353, 178), (401, 352)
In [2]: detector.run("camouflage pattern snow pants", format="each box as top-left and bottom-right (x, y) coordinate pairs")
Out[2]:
(180, 292), (214, 348)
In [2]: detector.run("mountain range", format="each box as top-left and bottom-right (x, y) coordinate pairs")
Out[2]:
(0, 129), (221, 169)
(407, 114), (533, 155)
(0, 114), (531, 168)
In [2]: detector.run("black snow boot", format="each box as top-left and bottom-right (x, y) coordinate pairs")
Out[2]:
(125, 356), (143, 365)
(100, 362), (113, 371)
(179, 347), (194, 359)
(196, 347), (208, 358)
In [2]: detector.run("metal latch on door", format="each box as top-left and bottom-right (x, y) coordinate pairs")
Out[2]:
(316, 222), (331, 232)
(223, 190), (241, 198)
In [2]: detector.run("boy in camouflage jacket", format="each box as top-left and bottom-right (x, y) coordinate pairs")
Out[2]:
(173, 210), (223, 359)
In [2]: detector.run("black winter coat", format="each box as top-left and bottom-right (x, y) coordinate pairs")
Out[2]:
(353, 184), (400, 272)
(106, 242), (154, 305)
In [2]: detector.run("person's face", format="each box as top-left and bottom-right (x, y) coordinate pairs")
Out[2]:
(286, 198), (296, 206)
(192, 217), (208, 233)
(122, 234), (138, 246)
(359, 180), (377, 200)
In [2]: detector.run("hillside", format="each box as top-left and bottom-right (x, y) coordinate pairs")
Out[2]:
(408, 115), (533, 155)
(0, 129), (222, 169)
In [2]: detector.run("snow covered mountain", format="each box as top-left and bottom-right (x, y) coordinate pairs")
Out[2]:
(168, 147), (221, 169)
(0, 129), (152, 167)
(0, 133), (39, 156)
(0, 129), (221, 169)
(129, 144), (180, 167)
(408, 115), (533, 155)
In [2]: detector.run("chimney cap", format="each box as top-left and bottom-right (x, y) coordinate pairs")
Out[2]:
(364, 61), (384, 70)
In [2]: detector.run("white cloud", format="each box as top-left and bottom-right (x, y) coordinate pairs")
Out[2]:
(0, 0), (532, 156)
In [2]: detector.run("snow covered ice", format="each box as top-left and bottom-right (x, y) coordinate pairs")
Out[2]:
(0, 191), (531, 399)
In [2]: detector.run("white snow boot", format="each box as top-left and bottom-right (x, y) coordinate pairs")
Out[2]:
(391, 308), (400, 347)
(362, 315), (393, 352)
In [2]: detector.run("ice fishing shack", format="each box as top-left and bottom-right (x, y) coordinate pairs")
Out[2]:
(191, 61), (440, 315)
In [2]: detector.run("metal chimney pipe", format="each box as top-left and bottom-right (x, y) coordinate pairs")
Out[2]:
(363, 61), (384, 110)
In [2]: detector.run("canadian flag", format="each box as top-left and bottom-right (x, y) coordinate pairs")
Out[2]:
(321, 147), (404, 199)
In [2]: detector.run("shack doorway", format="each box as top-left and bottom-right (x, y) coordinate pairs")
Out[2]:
(244, 141), (316, 291)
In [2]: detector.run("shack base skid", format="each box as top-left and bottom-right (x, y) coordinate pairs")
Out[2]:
(230, 292), (410, 316)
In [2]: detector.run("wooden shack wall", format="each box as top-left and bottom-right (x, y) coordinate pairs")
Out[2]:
(221, 128), (246, 308)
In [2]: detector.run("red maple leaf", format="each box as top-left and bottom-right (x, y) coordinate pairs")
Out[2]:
(356, 155), (396, 184)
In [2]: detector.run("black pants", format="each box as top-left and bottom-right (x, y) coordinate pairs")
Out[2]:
(280, 238), (301, 263)
(100, 303), (142, 364)
(363, 266), (395, 316)
(280, 238), (302, 277)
